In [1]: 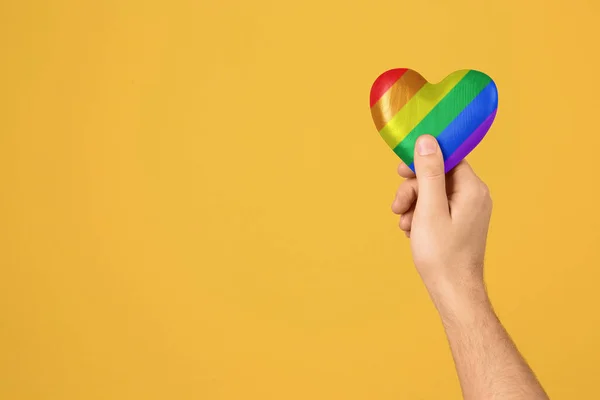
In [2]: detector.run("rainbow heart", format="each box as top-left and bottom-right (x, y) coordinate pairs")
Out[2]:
(369, 69), (498, 172)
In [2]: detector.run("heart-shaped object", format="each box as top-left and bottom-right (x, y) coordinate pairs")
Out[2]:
(369, 69), (498, 172)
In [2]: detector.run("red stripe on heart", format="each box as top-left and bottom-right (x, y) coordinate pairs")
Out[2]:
(369, 68), (408, 108)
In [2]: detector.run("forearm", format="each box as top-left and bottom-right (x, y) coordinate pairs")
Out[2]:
(429, 279), (548, 400)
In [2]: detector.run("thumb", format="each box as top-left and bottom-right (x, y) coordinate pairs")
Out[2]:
(413, 135), (449, 218)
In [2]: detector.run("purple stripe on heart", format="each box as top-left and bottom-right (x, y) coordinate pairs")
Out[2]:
(443, 109), (497, 173)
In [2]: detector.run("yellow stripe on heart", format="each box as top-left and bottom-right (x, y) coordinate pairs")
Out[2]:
(379, 70), (469, 149)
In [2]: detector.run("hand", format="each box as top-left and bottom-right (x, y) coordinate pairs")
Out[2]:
(391, 135), (493, 305)
(391, 139), (549, 399)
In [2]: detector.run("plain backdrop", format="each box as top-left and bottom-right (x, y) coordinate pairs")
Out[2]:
(1, 0), (599, 398)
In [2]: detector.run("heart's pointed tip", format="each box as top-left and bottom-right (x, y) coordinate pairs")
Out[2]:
(369, 68), (409, 108)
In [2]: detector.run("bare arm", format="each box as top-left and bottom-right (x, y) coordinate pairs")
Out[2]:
(391, 135), (548, 400)
(432, 282), (548, 400)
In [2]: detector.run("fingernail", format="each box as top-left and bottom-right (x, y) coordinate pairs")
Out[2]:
(417, 135), (437, 156)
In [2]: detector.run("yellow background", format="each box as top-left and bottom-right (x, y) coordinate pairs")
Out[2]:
(1, 0), (599, 398)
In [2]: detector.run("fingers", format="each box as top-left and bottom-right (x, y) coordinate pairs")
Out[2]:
(393, 166), (417, 238)
(391, 179), (418, 215)
(399, 207), (414, 231)
(413, 135), (449, 218)
(397, 162), (416, 179)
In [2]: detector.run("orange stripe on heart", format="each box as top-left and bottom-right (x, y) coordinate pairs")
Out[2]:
(370, 70), (427, 131)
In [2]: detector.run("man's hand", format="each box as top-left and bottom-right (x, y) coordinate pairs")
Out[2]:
(391, 134), (492, 304)
(390, 135), (548, 400)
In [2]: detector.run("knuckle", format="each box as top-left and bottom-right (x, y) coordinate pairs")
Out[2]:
(468, 183), (493, 211)
(480, 183), (493, 207)
(464, 181), (491, 206)
(480, 182), (490, 197)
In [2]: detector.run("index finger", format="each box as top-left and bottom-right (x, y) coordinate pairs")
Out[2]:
(397, 162), (416, 179)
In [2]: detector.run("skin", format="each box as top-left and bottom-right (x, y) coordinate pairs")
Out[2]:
(391, 135), (549, 400)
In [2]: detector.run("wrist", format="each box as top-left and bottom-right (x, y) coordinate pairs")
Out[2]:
(424, 274), (491, 325)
